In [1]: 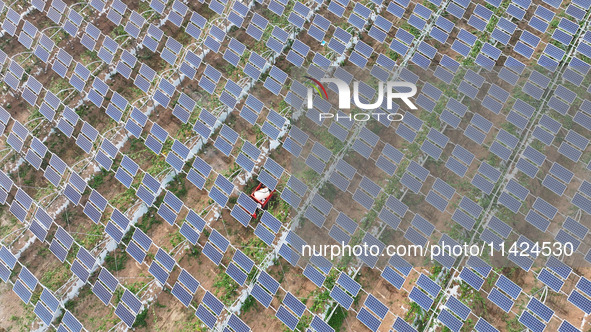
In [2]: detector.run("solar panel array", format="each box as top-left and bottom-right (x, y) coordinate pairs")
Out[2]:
(1, 0), (591, 331)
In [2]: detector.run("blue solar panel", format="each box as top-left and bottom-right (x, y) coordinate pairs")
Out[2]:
(569, 289), (591, 314)
(558, 320), (580, 332)
(228, 314), (250, 332)
(203, 242), (223, 265)
(251, 283), (273, 307)
(409, 287), (433, 310)
(416, 274), (441, 297)
(208, 230), (230, 253)
(71, 260), (90, 282)
(438, 309), (462, 332)
(194, 304), (216, 329)
(519, 311), (546, 332)
(0, 246), (17, 270)
(496, 275), (522, 299)
(445, 296), (471, 320)
(105, 222), (123, 243)
(487, 288), (514, 313)
(148, 259), (170, 285)
(459, 267), (484, 290)
(170, 282), (192, 307)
